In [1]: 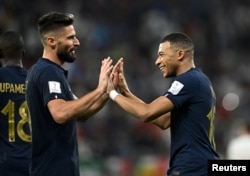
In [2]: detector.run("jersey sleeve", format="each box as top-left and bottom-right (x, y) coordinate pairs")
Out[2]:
(38, 67), (68, 106)
(164, 74), (196, 110)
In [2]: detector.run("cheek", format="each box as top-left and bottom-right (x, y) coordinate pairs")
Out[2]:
(163, 57), (173, 67)
(58, 40), (72, 48)
(165, 58), (177, 73)
(59, 43), (70, 51)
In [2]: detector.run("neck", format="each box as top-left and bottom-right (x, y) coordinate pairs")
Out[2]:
(177, 60), (195, 75)
(42, 50), (64, 67)
(2, 59), (23, 67)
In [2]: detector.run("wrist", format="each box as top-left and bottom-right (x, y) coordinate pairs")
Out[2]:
(109, 90), (119, 100)
(120, 89), (130, 97)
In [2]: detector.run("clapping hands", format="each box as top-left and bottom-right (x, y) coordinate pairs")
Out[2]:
(107, 57), (130, 96)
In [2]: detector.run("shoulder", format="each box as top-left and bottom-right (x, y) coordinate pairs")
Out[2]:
(29, 58), (57, 71)
(28, 59), (62, 78)
(0, 66), (27, 78)
(176, 68), (210, 88)
(177, 68), (204, 81)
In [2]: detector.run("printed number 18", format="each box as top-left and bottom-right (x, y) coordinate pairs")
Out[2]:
(1, 100), (31, 142)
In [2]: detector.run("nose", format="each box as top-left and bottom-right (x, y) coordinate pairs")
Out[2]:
(74, 37), (80, 46)
(155, 57), (160, 66)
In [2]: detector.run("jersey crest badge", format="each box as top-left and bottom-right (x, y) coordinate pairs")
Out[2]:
(48, 81), (61, 93)
(168, 81), (184, 95)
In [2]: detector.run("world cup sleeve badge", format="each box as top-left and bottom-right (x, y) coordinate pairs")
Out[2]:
(168, 81), (184, 95)
(48, 81), (62, 94)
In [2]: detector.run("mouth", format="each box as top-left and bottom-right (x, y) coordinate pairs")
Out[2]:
(70, 49), (76, 55)
(159, 66), (165, 72)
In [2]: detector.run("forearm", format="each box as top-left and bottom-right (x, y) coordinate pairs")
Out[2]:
(110, 91), (173, 125)
(48, 87), (106, 123)
(148, 112), (171, 130)
(119, 93), (171, 129)
(112, 93), (153, 121)
(122, 90), (145, 103)
(77, 93), (109, 122)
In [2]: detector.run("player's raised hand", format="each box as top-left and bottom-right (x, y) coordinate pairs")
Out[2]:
(116, 58), (130, 96)
(97, 57), (113, 93)
(111, 57), (123, 89)
(107, 57), (122, 94)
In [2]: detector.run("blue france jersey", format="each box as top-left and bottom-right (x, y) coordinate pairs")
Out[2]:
(26, 58), (79, 176)
(164, 68), (219, 176)
(0, 66), (31, 176)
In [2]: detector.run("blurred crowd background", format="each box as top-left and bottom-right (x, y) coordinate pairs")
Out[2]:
(1, 0), (250, 175)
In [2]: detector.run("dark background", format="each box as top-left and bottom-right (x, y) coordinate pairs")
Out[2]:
(1, 0), (250, 175)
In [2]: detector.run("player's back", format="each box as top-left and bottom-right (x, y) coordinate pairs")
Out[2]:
(0, 66), (31, 175)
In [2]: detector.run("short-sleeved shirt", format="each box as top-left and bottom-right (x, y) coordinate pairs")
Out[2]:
(26, 58), (79, 176)
(164, 68), (220, 176)
(0, 66), (31, 176)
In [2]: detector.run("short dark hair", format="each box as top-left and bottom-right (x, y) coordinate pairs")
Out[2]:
(0, 31), (24, 59)
(37, 12), (74, 38)
(0, 31), (24, 49)
(161, 32), (194, 52)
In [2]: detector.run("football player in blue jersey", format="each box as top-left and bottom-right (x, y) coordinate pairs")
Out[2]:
(25, 12), (113, 176)
(0, 31), (31, 176)
(108, 32), (220, 176)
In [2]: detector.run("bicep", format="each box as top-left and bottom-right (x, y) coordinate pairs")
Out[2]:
(146, 97), (173, 129)
(150, 112), (171, 130)
(47, 99), (69, 124)
(144, 96), (174, 122)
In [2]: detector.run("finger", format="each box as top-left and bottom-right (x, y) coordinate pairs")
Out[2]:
(119, 57), (123, 62)
(110, 77), (115, 89)
(107, 73), (114, 88)
(102, 57), (113, 73)
(102, 56), (112, 65)
(108, 65), (114, 76)
(118, 72), (124, 82)
(119, 60), (125, 76)
(112, 58), (122, 74)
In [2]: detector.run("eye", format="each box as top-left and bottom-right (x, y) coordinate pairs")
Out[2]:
(159, 53), (165, 57)
(67, 35), (75, 40)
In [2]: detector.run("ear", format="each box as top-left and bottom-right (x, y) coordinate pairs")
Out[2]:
(47, 37), (56, 49)
(177, 50), (185, 61)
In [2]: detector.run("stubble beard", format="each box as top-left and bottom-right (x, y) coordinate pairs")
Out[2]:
(57, 49), (76, 63)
